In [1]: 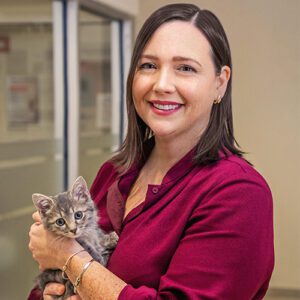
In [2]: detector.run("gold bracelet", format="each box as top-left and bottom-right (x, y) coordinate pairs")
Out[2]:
(73, 258), (95, 294)
(62, 249), (86, 279)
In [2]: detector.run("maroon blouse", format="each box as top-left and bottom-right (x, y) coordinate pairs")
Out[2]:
(28, 149), (274, 299)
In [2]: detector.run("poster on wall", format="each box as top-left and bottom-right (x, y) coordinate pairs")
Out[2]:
(6, 75), (39, 127)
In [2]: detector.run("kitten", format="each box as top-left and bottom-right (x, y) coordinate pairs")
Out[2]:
(32, 176), (118, 299)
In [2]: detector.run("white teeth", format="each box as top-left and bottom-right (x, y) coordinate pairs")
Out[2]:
(153, 103), (180, 110)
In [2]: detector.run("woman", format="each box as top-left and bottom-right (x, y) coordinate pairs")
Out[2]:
(28, 3), (274, 299)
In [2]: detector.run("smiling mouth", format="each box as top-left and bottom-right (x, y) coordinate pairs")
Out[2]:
(152, 103), (181, 111)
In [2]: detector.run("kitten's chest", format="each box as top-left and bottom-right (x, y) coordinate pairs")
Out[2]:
(77, 228), (100, 247)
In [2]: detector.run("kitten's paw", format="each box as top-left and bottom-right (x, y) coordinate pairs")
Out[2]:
(102, 231), (119, 249)
(109, 231), (119, 247)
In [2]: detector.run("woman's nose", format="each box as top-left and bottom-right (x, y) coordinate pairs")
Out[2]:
(153, 68), (176, 94)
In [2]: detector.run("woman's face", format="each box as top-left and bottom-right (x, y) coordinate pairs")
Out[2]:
(132, 21), (229, 145)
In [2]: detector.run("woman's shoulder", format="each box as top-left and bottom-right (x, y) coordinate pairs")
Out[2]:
(195, 154), (272, 195)
(190, 154), (273, 224)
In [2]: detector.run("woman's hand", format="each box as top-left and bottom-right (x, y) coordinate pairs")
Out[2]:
(28, 211), (83, 270)
(43, 283), (81, 300)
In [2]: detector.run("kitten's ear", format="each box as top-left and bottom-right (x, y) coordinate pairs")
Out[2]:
(32, 193), (54, 215)
(71, 176), (91, 202)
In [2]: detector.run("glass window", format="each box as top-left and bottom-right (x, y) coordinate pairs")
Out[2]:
(0, 1), (129, 298)
(0, 1), (63, 298)
(78, 10), (119, 186)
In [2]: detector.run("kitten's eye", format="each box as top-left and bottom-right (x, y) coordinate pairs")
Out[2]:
(56, 218), (65, 226)
(74, 211), (83, 220)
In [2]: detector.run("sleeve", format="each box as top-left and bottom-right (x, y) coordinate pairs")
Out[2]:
(90, 160), (118, 199)
(118, 174), (274, 300)
(90, 160), (119, 233)
(27, 286), (42, 300)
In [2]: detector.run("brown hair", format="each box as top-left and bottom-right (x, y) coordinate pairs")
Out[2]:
(111, 3), (244, 171)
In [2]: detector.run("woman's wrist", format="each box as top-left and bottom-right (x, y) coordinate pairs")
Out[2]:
(64, 251), (94, 289)
(63, 252), (126, 299)
(59, 239), (85, 270)
(62, 249), (87, 279)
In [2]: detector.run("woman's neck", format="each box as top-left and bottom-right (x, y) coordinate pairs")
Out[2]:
(141, 136), (196, 183)
(155, 135), (196, 161)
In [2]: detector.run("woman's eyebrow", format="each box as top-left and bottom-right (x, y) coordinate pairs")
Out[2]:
(173, 56), (202, 67)
(140, 54), (158, 60)
(140, 54), (202, 67)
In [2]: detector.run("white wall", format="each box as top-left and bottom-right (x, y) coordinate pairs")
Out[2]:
(137, 0), (300, 290)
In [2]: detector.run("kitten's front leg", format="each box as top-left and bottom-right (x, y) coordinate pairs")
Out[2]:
(99, 231), (119, 266)
(102, 231), (119, 249)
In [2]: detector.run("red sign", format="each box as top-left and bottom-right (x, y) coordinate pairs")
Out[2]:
(0, 36), (10, 53)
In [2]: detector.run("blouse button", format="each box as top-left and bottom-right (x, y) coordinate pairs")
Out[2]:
(152, 187), (159, 194)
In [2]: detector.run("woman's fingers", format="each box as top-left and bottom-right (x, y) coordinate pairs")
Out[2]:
(28, 223), (38, 252)
(44, 282), (65, 296)
(43, 283), (82, 300)
(32, 211), (42, 223)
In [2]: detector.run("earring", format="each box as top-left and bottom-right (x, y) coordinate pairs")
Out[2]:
(214, 95), (222, 104)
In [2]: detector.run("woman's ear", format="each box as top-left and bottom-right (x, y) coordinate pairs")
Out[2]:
(216, 66), (231, 98)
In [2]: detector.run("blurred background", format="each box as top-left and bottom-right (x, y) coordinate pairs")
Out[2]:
(0, 0), (299, 299)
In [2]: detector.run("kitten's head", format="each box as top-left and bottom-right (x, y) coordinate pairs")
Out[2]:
(32, 176), (97, 238)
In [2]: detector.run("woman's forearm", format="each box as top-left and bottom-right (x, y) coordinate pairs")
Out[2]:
(65, 251), (127, 300)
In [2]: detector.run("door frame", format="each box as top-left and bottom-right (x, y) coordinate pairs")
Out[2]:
(53, 0), (133, 188)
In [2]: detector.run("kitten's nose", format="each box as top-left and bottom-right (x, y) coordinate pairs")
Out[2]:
(70, 228), (77, 234)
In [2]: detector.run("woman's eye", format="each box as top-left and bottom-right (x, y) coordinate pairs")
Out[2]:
(178, 65), (196, 73)
(138, 62), (156, 70)
(56, 218), (65, 226)
(74, 211), (83, 220)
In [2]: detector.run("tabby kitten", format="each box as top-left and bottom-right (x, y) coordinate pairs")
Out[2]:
(32, 176), (118, 299)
